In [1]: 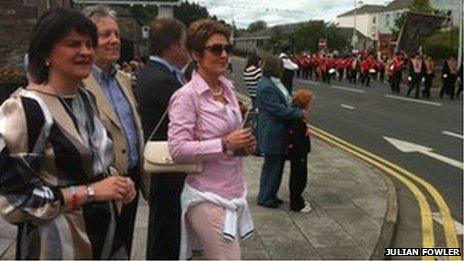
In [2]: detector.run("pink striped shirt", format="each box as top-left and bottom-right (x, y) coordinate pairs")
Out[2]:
(168, 71), (245, 199)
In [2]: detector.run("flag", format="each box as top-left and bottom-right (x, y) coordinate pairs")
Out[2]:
(396, 12), (446, 54)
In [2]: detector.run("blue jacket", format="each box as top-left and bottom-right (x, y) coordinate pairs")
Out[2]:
(256, 77), (302, 154)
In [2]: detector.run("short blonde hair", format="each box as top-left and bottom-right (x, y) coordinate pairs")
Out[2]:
(292, 90), (313, 109)
(82, 5), (117, 24)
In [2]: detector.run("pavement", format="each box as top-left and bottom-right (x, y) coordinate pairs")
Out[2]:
(0, 134), (398, 260)
(131, 138), (398, 260)
(0, 85), (399, 261)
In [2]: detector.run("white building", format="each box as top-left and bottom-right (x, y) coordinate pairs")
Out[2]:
(336, 4), (385, 41)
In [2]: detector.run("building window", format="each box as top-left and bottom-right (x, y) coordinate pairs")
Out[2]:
(373, 17), (376, 23)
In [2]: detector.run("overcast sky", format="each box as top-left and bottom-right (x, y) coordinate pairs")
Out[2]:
(190, 0), (389, 28)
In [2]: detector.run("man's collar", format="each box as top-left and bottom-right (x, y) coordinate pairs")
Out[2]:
(92, 64), (117, 82)
(149, 55), (182, 73)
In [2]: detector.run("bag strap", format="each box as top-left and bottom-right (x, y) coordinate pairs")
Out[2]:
(147, 88), (202, 142)
(147, 109), (168, 142)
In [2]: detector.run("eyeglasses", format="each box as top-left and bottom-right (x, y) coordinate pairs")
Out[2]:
(204, 44), (233, 56)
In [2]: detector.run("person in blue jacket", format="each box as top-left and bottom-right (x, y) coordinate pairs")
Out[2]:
(256, 56), (308, 208)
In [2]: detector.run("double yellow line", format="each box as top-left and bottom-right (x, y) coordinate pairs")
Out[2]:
(310, 125), (460, 259)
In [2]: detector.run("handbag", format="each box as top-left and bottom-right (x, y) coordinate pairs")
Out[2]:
(142, 109), (203, 174)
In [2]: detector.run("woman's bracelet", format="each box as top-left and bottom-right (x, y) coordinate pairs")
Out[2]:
(70, 186), (79, 210)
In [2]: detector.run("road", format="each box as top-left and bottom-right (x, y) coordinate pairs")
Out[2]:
(229, 57), (463, 228)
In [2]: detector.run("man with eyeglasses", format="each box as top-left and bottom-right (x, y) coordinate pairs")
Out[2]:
(134, 18), (190, 260)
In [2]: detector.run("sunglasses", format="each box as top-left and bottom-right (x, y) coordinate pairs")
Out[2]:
(204, 44), (233, 56)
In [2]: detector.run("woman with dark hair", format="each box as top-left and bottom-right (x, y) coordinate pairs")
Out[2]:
(256, 56), (307, 209)
(168, 19), (256, 259)
(0, 8), (135, 259)
(243, 55), (262, 109)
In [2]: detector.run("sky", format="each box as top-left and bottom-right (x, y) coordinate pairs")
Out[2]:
(190, 0), (390, 28)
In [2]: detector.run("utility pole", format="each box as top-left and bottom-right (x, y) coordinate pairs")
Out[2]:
(352, 0), (357, 50)
(458, 5), (463, 65)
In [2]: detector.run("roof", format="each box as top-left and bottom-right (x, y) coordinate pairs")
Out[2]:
(383, 0), (413, 11)
(337, 4), (385, 17)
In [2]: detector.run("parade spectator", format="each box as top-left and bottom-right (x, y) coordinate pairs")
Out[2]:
(168, 19), (256, 259)
(285, 90), (313, 213)
(243, 54), (263, 109)
(82, 5), (144, 257)
(440, 55), (458, 100)
(0, 8), (136, 259)
(135, 18), (189, 259)
(279, 43), (299, 94)
(423, 55), (435, 99)
(388, 52), (404, 94)
(256, 56), (307, 209)
(406, 53), (426, 99)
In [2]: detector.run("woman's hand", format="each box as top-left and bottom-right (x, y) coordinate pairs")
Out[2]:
(122, 178), (137, 205)
(306, 129), (311, 137)
(224, 128), (255, 151)
(243, 134), (257, 156)
(93, 176), (134, 202)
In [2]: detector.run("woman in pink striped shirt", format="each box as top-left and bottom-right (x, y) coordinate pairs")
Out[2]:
(168, 19), (256, 259)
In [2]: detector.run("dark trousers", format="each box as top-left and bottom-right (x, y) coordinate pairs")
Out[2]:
(289, 154), (308, 211)
(423, 74), (434, 98)
(362, 73), (371, 86)
(440, 75), (458, 99)
(390, 73), (401, 94)
(282, 69), (295, 94)
(338, 69), (344, 81)
(146, 173), (186, 260)
(116, 166), (140, 257)
(407, 76), (421, 98)
(257, 154), (285, 204)
(350, 70), (358, 84)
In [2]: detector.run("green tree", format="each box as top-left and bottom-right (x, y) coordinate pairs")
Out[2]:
(291, 21), (348, 53)
(247, 20), (267, 33)
(127, 1), (214, 27)
(423, 28), (459, 59)
(128, 5), (158, 25)
(264, 26), (287, 53)
(174, 2), (211, 27)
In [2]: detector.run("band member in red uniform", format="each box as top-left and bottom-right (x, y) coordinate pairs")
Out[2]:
(388, 52), (404, 94)
(361, 55), (374, 87)
(336, 56), (345, 81)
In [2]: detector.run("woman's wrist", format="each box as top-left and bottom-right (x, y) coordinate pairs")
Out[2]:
(221, 137), (229, 152)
